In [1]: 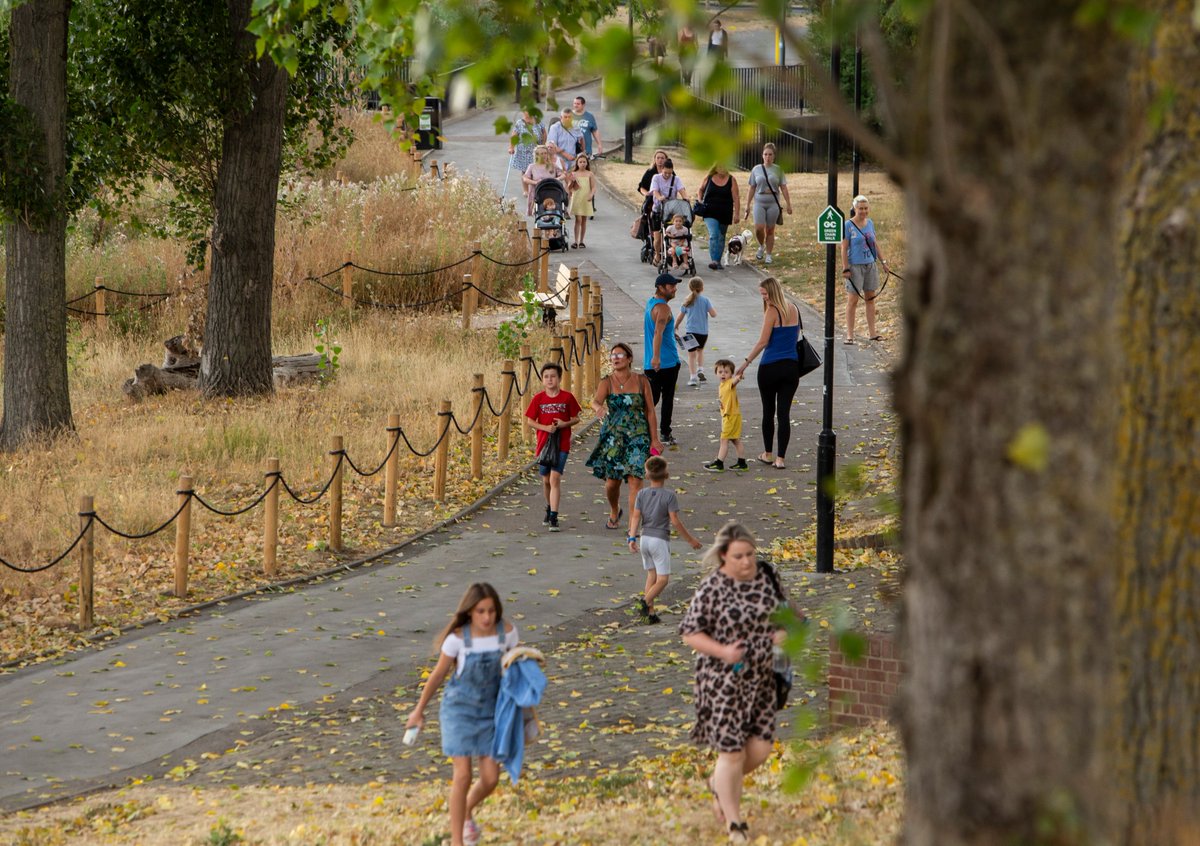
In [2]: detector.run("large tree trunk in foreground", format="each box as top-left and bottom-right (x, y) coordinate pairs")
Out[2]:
(198, 0), (288, 397)
(1115, 1), (1200, 840)
(0, 0), (73, 450)
(893, 4), (1135, 843)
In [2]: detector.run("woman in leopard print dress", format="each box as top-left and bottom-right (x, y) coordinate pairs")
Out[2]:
(679, 521), (790, 843)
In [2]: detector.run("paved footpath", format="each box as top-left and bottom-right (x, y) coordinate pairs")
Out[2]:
(0, 83), (892, 812)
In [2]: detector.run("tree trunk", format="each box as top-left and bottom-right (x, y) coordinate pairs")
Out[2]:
(892, 4), (1135, 843)
(0, 0), (73, 450)
(197, 0), (288, 397)
(1115, 1), (1200, 840)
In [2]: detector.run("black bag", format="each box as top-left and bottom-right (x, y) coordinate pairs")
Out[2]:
(760, 560), (795, 711)
(796, 309), (821, 377)
(537, 429), (561, 469)
(631, 214), (648, 241)
(691, 178), (710, 219)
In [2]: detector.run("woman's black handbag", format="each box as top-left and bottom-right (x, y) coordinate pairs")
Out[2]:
(796, 310), (821, 378)
(692, 179), (710, 219)
(537, 430), (561, 469)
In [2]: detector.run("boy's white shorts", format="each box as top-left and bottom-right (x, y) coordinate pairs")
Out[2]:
(639, 536), (672, 576)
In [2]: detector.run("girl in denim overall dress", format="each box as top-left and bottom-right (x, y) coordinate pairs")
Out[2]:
(406, 583), (518, 846)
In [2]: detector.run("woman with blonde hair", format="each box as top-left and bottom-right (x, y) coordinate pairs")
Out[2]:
(521, 145), (563, 216)
(679, 521), (795, 842)
(735, 277), (801, 469)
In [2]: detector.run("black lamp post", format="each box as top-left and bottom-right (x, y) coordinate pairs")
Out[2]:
(816, 12), (840, 575)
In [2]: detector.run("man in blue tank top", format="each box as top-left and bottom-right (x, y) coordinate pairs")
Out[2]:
(644, 274), (682, 445)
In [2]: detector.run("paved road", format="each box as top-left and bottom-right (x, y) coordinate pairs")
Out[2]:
(0, 82), (890, 812)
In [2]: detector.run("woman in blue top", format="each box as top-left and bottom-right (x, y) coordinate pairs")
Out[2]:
(841, 194), (891, 343)
(677, 277), (717, 387)
(735, 277), (800, 469)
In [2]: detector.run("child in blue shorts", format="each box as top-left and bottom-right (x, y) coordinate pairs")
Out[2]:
(524, 362), (581, 532)
(627, 455), (702, 622)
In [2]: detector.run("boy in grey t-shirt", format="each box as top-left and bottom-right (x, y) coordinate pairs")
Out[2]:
(627, 456), (702, 623)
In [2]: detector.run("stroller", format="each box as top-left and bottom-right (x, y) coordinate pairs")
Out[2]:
(636, 194), (656, 264)
(658, 197), (697, 277)
(532, 178), (570, 252)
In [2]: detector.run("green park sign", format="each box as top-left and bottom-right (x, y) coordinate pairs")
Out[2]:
(817, 205), (844, 245)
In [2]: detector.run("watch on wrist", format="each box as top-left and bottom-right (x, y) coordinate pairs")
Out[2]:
(627, 536), (637, 543)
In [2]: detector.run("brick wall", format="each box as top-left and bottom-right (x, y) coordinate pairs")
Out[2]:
(827, 632), (903, 727)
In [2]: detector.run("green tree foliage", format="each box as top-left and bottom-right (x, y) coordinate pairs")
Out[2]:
(70, 0), (354, 264)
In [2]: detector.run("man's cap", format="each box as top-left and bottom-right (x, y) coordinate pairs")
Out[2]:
(654, 273), (679, 288)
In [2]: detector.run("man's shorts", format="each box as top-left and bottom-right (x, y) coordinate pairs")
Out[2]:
(538, 449), (569, 476)
(846, 263), (880, 294)
(639, 536), (672, 575)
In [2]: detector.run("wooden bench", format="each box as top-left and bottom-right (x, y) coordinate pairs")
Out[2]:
(533, 264), (574, 326)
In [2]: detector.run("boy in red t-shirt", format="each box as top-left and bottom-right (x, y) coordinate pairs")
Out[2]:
(524, 363), (581, 532)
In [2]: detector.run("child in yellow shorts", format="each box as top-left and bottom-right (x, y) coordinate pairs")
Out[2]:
(703, 359), (749, 472)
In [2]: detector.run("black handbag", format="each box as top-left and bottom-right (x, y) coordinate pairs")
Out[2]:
(796, 309), (821, 377)
(760, 560), (794, 711)
(691, 178), (710, 219)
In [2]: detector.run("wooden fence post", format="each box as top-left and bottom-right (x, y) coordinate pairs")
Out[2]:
(538, 236), (551, 295)
(533, 233), (547, 293)
(78, 495), (94, 631)
(461, 273), (474, 330)
(330, 436), (343, 552)
(576, 318), (589, 399)
(341, 259), (353, 309)
(434, 400), (452, 502)
(568, 266), (580, 325)
(94, 278), (107, 334)
(174, 476), (192, 598)
(498, 359), (515, 461)
(520, 344), (533, 445)
(383, 413), (400, 527)
(470, 240), (482, 291)
(592, 296), (603, 388)
(264, 458), (280, 576)
(430, 159), (440, 179)
(470, 374), (485, 480)
(553, 333), (568, 394)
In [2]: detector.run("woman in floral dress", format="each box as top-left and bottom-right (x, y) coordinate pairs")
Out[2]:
(586, 341), (663, 530)
(679, 521), (793, 843)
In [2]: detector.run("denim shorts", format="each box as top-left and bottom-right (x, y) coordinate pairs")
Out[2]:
(538, 449), (569, 476)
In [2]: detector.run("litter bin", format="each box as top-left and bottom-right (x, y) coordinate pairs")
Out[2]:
(416, 97), (443, 150)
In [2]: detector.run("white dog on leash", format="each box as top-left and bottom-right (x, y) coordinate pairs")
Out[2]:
(723, 229), (754, 267)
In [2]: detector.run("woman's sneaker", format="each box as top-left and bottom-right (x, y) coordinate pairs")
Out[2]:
(755, 246), (765, 260)
(697, 369), (707, 382)
(687, 376), (699, 387)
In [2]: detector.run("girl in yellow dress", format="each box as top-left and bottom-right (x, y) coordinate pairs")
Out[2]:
(568, 155), (596, 248)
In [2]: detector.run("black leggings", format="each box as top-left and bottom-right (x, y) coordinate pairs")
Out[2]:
(757, 359), (800, 458)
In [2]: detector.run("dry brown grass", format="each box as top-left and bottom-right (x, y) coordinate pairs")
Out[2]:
(0, 723), (903, 845)
(0, 112), (564, 665)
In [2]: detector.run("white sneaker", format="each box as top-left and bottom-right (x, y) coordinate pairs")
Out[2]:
(755, 247), (765, 260)
(687, 376), (699, 387)
(764, 253), (773, 265)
